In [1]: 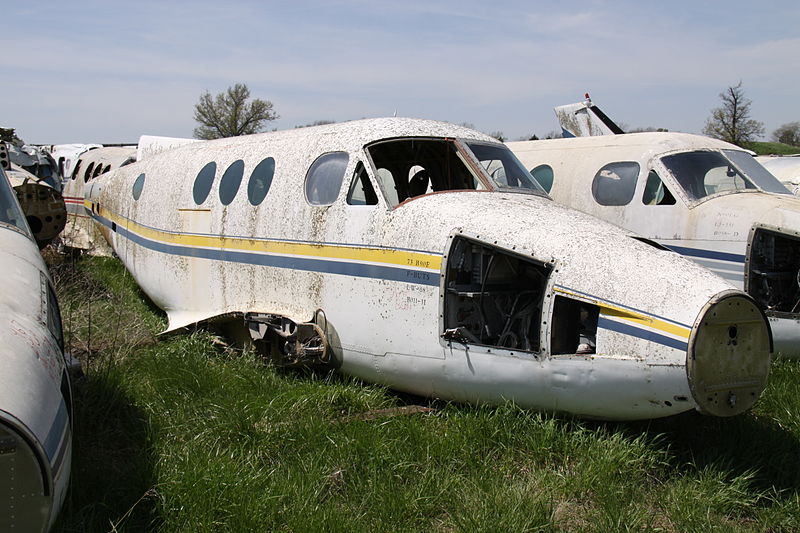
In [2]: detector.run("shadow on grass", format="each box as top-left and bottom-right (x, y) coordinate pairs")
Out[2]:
(53, 368), (161, 532)
(620, 411), (800, 494)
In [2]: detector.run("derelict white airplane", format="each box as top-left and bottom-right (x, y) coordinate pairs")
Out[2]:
(0, 145), (72, 532)
(84, 118), (771, 420)
(508, 98), (800, 358)
(61, 146), (136, 254)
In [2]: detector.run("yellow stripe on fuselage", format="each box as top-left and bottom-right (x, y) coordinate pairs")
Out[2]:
(91, 202), (442, 270)
(554, 286), (690, 339)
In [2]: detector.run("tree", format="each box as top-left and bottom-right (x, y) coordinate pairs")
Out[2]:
(0, 126), (23, 145)
(193, 83), (278, 139)
(772, 122), (800, 147)
(702, 81), (764, 145)
(488, 131), (506, 142)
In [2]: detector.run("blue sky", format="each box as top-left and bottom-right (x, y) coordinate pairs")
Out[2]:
(2, 1), (798, 144)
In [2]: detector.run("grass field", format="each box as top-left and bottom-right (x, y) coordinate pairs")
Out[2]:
(746, 141), (800, 156)
(48, 254), (800, 532)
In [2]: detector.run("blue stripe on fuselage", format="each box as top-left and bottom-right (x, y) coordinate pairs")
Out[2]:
(598, 316), (689, 352)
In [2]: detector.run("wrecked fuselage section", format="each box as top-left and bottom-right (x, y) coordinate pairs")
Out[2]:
(86, 118), (771, 420)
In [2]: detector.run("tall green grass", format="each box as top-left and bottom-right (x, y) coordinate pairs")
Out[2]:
(49, 254), (800, 532)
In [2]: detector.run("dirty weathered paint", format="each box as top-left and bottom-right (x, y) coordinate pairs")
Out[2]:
(508, 132), (800, 358)
(87, 118), (770, 419)
(0, 165), (71, 532)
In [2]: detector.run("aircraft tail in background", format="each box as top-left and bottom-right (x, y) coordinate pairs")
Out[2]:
(554, 93), (625, 137)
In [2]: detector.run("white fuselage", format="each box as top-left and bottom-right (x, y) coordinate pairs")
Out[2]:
(87, 119), (770, 420)
(0, 168), (71, 532)
(508, 133), (800, 358)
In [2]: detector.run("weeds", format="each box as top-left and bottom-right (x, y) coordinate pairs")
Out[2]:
(49, 254), (800, 532)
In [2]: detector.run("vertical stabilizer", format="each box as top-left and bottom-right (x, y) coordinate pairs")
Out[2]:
(554, 93), (624, 137)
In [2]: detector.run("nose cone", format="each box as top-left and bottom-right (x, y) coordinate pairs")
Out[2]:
(687, 291), (771, 416)
(0, 420), (52, 532)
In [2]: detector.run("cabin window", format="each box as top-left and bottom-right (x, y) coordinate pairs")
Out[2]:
(71, 160), (82, 180)
(83, 162), (95, 182)
(46, 279), (64, 350)
(347, 161), (378, 205)
(550, 296), (598, 355)
(367, 139), (481, 208)
(193, 161), (217, 204)
(132, 173), (145, 200)
(219, 159), (245, 205)
(530, 164), (554, 193)
(305, 151), (349, 206)
(247, 157), (275, 206)
(641, 170), (675, 205)
(443, 236), (551, 353)
(591, 161), (639, 206)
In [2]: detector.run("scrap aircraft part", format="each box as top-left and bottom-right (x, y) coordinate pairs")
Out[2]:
(553, 94), (625, 138)
(85, 118), (770, 420)
(687, 291), (771, 416)
(12, 180), (67, 248)
(508, 131), (800, 358)
(4, 160), (67, 248)
(246, 313), (330, 368)
(5, 144), (62, 192)
(0, 166), (71, 532)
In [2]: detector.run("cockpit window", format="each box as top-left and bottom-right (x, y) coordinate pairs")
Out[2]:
(642, 170), (676, 205)
(723, 150), (791, 195)
(467, 142), (547, 195)
(0, 168), (32, 236)
(366, 138), (481, 208)
(659, 150), (790, 201)
(347, 161), (378, 205)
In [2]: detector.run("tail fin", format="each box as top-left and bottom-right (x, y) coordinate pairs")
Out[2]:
(554, 93), (624, 137)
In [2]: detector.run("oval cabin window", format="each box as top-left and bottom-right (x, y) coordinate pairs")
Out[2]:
(304, 152), (349, 206)
(193, 161), (217, 205)
(132, 173), (145, 200)
(219, 160), (245, 205)
(247, 157), (275, 206)
(530, 164), (554, 193)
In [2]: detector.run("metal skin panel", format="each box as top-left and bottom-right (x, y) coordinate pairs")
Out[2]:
(86, 118), (770, 420)
(1, 166), (71, 531)
(508, 133), (800, 358)
(60, 147), (134, 255)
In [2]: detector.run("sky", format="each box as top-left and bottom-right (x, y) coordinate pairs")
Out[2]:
(1, 0), (799, 144)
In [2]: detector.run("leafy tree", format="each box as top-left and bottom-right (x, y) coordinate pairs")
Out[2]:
(193, 83), (278, 139)
(772, 121), (800, 147)
(702, 81), (764, 145)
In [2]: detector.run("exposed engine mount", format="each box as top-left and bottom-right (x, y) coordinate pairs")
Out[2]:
(245, 312), (329, 368)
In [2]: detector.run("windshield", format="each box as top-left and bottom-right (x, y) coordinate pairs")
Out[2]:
(722, 150), (791, 195)
(661, 150), (791, 201)
(466, 142), (548, 195)
(0, 168), (32, 236)
(366, 138), (485, 208)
